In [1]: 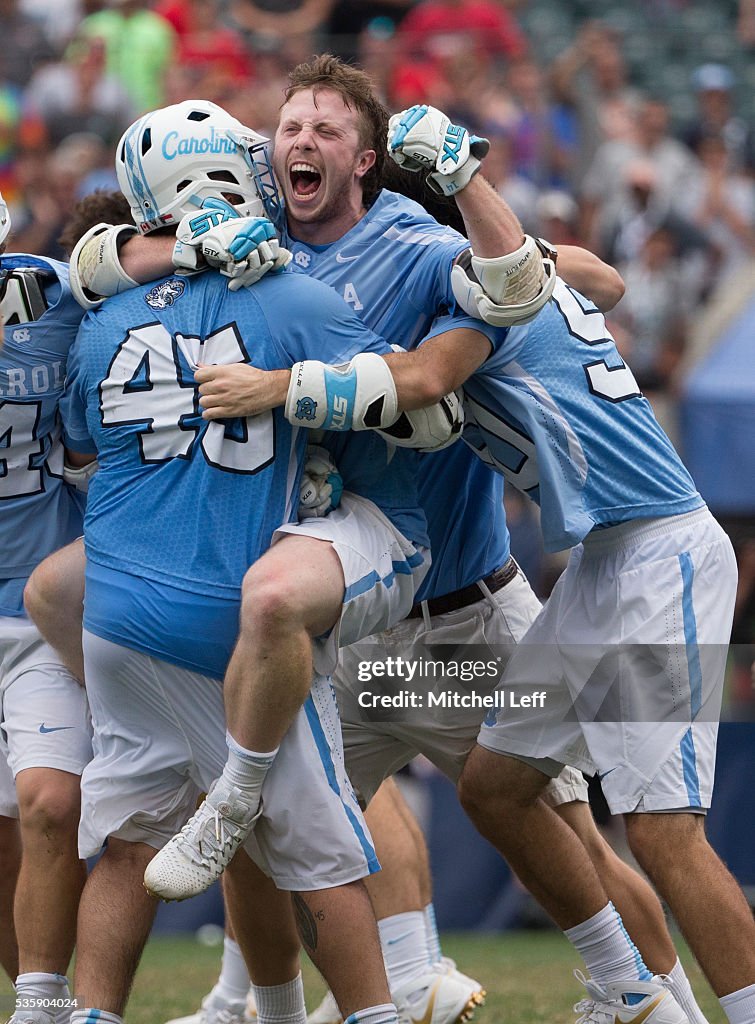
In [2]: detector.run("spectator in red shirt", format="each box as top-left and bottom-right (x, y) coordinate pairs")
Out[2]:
(155, 0), (254, 84)
(391, 0), (525, 110)
(397, 0), (527, 64)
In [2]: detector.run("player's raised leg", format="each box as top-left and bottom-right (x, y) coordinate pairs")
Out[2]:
(144, 535), (346, 900)
(225, 534), (345, 754)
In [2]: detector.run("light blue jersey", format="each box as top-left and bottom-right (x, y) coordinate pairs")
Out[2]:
(63, 271), (423, 678)
(0, 255), (85, 615)
(432, 280), (704, 552)
(283, 189), (510, 599)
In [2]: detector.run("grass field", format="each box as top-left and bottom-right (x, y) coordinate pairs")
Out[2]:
(1, 931), (725, 1024)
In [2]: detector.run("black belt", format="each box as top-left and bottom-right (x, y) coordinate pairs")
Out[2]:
(407, 556), (518, 619)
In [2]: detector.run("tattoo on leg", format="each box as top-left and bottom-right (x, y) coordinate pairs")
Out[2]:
(292, 893), (319, 952)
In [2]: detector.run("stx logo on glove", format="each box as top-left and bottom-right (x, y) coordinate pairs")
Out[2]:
(442, 124), (466, 165)
(187, 204), (238, 239)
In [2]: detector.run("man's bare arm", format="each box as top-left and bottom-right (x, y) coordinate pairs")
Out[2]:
(119, 232), (174, 283)
(453, 179), (623, 311)
(555, 245), (625, 311)
(453, 175), (524, 258)
(196, 365), (291, 420)
(195, 328), (490, 420)
(383, 328), (491, 409)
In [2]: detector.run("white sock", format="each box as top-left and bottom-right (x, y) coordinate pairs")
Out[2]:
(564, 902), (652, 986)
(720, 983), (755, 1024)
(661, 959), (709, 1024)
(206, 936), (251, 1008)
(343, 1005), (397, 1024)
(14, 975), (70, 1023)
(15, 973), (69, 998)
(251, 972), (305, 1024)
(423, 903), (443, 965)
(378, 911), (431, 990)
(222, 731), (278, 805)
(70, 1011), (123, 1024)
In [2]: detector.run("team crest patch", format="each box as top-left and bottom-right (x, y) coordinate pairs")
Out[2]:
(295, 396), (317, 421)
(12, 327), (31, 344)
(145, 279), (185, 310)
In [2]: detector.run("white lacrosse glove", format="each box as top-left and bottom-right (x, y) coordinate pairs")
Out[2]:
(387, 104), (490, 197)
(298, 445), (343, 519)
(173, 199), (292, 290)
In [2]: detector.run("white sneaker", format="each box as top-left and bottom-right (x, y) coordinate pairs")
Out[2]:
(573, 972), (689, 1024)
(306, 990), (341, 1024)
(144, 778), (261, 901)
(305, 964), (484, 1024)
(164, 992), (257, 1024)
(437, 957), (487, 1001)
(8, 1014), (56, 1024)
(395, 965), (486, 1024)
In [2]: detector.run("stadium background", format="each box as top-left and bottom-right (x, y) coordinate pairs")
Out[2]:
(0, 0), (753, 1014)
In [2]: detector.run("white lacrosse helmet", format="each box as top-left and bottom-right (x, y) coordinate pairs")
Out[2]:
(116, 99), (281, 234)
(0, 192), (10, 246)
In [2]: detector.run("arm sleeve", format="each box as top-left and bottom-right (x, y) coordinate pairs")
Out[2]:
(398, 228), (469, 321)
(59, 333), (97, 454)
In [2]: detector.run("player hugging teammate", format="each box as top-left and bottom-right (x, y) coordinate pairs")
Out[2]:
(4, 51), (753, 1024)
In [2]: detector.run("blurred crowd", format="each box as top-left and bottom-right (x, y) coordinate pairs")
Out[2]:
(1, 0), (754, 694)
(2, 0), (753, 395)
(3, 0), (754, 379)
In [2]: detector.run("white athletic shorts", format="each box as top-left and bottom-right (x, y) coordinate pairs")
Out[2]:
(80, 631), (378, 890)
(336, 562), (588, 807)
(477, 508), (737, 815)
(274, 493), (429, 676)
(0, 613), (92, 817)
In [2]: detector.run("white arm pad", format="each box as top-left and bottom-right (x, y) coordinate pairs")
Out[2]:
(285, 353), (398, 431)
(63, 459), (98, 493)
(377, 389), (464, 452)
(450, 236), (557, 327)
(69, 223), (139, 310)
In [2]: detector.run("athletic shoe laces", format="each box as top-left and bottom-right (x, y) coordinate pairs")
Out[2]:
(173, 803), (245, 868)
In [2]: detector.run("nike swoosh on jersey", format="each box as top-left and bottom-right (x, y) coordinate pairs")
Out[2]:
(39, 723), (75, 734)
(335, 252), (359, 263)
